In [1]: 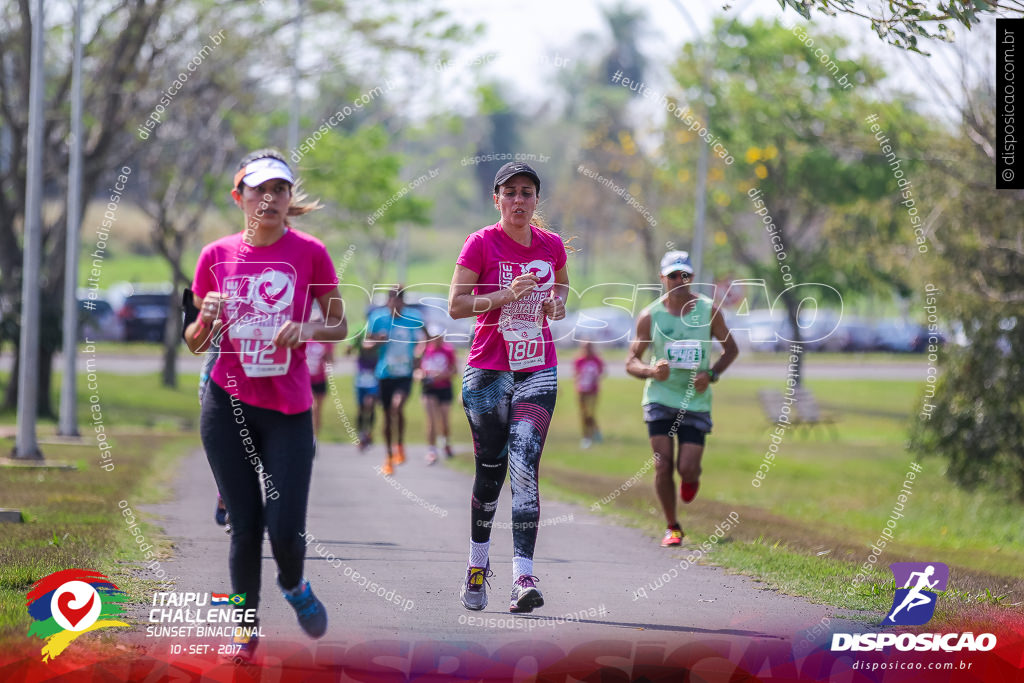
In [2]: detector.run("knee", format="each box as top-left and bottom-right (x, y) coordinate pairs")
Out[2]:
(653, 454), (673, 477)
(474, 474), (504, 501)
(228, 518), (264, 546)
(678, 459), (702, 480)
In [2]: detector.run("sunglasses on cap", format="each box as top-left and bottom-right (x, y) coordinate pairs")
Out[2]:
(666, 271), (691, 280)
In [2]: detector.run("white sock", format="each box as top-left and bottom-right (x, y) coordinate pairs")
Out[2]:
(283, 578), (307, 596)
(512, 556), (533, 581)
(469, 540), (489, 568)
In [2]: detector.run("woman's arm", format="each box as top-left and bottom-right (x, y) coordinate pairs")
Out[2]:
(184, 293), (224, 355)
(308, 288), (348, 343)
(541, 266), (569, 321)
(273, 287), (348, 349)
(448, 264), (540, 319)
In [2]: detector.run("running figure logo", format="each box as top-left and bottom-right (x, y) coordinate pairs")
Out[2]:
(884, 562), (948, 626)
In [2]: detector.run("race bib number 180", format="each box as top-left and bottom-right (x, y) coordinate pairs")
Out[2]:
(503, 329), (545, 371)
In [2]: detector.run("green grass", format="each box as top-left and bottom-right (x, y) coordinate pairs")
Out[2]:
(0, 434), (194, 642)
(79, 252), (177, 288)
(556, 376), (1024, 573)
(0, 368), (203, 643)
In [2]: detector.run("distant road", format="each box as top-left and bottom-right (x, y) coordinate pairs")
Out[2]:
(0, 351), (927, 381)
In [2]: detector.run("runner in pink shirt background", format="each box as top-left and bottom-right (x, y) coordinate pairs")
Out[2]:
(448, 161), (568, 614)
(306, 338), (334, 439)
(573, 340), (605, 449)
(416, 328), (458, 464)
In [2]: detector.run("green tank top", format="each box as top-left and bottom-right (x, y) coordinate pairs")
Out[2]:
(642, 294), (713, 414)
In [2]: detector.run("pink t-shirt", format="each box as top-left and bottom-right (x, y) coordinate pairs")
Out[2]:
(574, 355), (604, 394)
(421, 343), (456, 389)
(456, 223), (567, 372)
(192, 229), (338, 414)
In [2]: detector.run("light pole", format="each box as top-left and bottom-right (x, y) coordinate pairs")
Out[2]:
(15, 0), (45, 459)
(59, 0), (84, 438)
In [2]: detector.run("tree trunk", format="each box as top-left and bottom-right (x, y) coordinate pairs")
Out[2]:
(1, 345), (56, 417)
(2, 347), (18, 411)
(38, 348), (55, 419)
(778, 285), (805, 386)
(161, 282), (183, 388)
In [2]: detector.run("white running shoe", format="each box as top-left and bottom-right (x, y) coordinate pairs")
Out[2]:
(460, 563), (492, 611)
(509, 575), (543, 613)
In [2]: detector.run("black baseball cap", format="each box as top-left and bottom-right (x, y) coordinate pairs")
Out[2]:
(493, 161), (541, 195)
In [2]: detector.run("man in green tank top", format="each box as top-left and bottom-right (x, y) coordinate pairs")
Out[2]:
(626, 251), (739, 547)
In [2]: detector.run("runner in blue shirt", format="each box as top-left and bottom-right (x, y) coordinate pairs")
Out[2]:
(365, 286), (425, 474)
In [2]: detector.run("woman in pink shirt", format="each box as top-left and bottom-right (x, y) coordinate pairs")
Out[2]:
(417, 329), (457, 464)
(448, 161), (568, 614)
(185, 150), (347, 659)
(573, 340), (605, 448)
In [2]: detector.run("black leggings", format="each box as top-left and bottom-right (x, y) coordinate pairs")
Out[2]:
(462, 366), (557, 559)
(200, 380), (315, 615)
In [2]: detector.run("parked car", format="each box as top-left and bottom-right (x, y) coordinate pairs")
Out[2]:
(874, 318), (944, 353)
(835, 316), (879, 352)
(569, 307), (634, 347)
(793, 310), (846, 352)
(723, 308), (787, 352)
(77, 296), (123, 342)
(118, 286), (174, 342)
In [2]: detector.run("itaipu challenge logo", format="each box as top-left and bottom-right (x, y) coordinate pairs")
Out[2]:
(26, 569), (130, 661)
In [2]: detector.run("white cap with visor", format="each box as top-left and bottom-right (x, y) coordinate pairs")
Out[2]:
(233, 157), (294, 189)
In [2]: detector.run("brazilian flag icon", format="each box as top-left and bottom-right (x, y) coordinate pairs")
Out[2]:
(229, 593), (246, 606)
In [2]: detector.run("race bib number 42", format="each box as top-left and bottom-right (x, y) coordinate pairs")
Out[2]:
(238, 339), (290, 377)
(666, 339), (703, 370)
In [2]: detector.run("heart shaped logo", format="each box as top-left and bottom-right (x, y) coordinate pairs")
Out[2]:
(50, 581), (101, 632)
(57, 591), (95, 628)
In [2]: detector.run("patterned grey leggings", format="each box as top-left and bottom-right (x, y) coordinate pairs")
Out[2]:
(461, 365), (557, 559)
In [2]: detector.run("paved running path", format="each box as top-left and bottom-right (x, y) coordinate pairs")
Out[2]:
(125, 439), (863, 675)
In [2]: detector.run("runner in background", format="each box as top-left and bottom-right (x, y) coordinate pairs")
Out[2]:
(417, 327), (457, 464)
(448, 161), (568, 613)
(625, 250), (738, 548)
(365, 287), (425, 475)
(305, 307), (335, 441)
(184, 150), (347, 659)
(573, 340), (604, 449)
(347, 323), (379, 451)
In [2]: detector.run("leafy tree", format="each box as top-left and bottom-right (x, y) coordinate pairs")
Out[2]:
(0, 0), (172, 414)
(775, 0), (1024, 52)
(300, 123), (432, 288)
(664, 18), (938, 379)
(0, 0), (467, 408)
(549, 4), (663, 284)
(909, 70), (1024, 498)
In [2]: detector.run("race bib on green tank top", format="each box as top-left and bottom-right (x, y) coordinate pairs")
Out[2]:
(498, 259), (553, 370)
(222, 266), (294, 377)
(665, 339), (703, 369)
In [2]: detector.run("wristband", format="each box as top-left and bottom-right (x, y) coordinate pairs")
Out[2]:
(707, 368), (719, 383)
